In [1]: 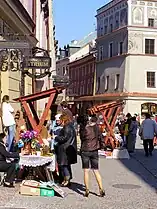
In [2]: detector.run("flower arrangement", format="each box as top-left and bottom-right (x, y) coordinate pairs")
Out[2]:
(20, 130), (38, 143)
(18, 130), (40, 150)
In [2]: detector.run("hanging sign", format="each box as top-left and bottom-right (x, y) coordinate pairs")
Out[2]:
(23, 56), (51, 69)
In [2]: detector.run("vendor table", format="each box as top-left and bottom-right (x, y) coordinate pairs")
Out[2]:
(14, 87), (63, 144)
(19, 155), (55, 181)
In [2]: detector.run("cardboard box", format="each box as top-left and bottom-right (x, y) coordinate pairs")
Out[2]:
(19, 180), (40, 196)
(19, 180), (55, 197)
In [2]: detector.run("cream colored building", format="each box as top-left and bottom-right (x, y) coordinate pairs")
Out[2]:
(0, 0), (37, 111)
(96, 0), (157, 116)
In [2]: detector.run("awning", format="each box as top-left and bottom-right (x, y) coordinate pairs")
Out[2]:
(74, 92), (127, 102)
(74, 92), (157, 102)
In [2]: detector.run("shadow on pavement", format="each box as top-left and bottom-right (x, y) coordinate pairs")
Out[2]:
(119, 148), (157, 190)
(69, 182), (98, 196)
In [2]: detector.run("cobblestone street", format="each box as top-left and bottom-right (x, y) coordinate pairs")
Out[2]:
(0, 138), (157, 209)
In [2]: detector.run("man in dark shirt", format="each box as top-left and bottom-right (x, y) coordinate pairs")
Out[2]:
(0, 133), (20, 187)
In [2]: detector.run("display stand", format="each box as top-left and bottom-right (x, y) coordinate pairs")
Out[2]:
(14, 87), (63, 144)
(88, 101), (124, 149)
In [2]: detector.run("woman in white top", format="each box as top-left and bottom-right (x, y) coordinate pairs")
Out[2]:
(2, 95), (15, 152)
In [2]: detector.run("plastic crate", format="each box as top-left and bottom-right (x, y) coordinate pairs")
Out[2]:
(40, 188), (55, 197)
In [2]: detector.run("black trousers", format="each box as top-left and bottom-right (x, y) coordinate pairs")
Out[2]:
(0, 162), (16, 183)
(143, 139), (154, 154)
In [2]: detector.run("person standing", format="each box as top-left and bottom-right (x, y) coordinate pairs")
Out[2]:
(125, 113), (132, 149)
(139, 113), (157, 157)
(60, 101), (73, 121)
(127, 116), (138, 153)
(79, 115), (105, 197)
(55, 114), (77, 187)
(2, 95), (16, 152)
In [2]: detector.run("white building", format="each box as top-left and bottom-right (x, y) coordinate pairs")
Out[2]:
(95, 0), (157, 116)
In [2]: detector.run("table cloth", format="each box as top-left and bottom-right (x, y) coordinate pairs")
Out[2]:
(19, 155), (55, 171)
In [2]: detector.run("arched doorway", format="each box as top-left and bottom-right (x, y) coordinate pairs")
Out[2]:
(141, 103), (157, 116)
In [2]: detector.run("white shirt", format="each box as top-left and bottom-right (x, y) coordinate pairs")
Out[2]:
(2, 102), (15, 126)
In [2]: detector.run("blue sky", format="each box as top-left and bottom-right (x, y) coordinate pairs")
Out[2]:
(53, 0), (109, 47)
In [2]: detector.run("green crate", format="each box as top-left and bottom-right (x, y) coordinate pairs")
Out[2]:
(40, 187), (55, 197)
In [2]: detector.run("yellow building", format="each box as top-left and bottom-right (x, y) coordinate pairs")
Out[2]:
(0, 0), (38, 111)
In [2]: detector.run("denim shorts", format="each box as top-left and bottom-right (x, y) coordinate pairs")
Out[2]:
(81, 150), (99, 170)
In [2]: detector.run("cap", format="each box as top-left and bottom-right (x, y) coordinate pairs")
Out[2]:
(55, 114), (61, 121)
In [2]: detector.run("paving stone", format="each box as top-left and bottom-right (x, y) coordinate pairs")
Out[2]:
(1, 136), (157, 209)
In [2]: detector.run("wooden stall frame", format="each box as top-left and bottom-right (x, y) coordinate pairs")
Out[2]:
(14, 87), (63, 143)
(88, 100), (124, 149)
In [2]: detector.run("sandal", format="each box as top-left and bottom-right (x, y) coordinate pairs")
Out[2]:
(99, 189), (105, 197)
(84, 189), (89, 197)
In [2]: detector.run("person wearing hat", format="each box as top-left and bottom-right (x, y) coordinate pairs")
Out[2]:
(50, 113), (62, 150)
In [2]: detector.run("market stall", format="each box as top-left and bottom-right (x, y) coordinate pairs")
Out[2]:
(88, 100), (124, 151)
(14, 87), (63, 143)
(13, 87), (64, 181)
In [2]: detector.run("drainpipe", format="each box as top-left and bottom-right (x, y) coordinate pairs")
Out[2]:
(32, 0), (36, 95)
(32, 0), (36, 109)
(0, 67), (1, 103)
(93, 61), (96, 96)
(48, 0), (56, 88)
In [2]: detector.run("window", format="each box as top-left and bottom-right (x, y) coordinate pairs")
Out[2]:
(115, 20), (119, 29)
(62, 67), (65, 75)
(101, 27), (103, 36)
(147, 72), (155, 88)
(110, 24), (113, 32)
(145, 39), (155, 54)
(119, 42), (123, 55)
(109, 43), (113, 57)
(66, 66), (69, 75)
(115, 74), (120, 89)
(148, 18), (154, 27)
(105, 76), (109, 90)
(99, 46), (103, 60)
(104, 26), (108, 34)
(90, 63), (93, 73)
(97, 77), (100, 92)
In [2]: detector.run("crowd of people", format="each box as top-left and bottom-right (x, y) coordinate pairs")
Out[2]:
(0, 98), (105, 197)
(0, 95), (157, 197)
(115, 112), (157, 156)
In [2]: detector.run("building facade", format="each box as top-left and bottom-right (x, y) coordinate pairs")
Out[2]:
(0, 0), (37, 111)
(68, 52), (95, 97)
(96, 0), (157, 116)
(22, 0), (56, 116)
(67, 42), (96, 113)
(55, 57), (69, 102)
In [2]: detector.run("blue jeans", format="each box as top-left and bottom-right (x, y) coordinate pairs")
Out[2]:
(61, 165), (72, 179)
(6, 125), (15, 152)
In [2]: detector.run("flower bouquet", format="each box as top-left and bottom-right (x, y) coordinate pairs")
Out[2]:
(18, 130), (39, 155)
